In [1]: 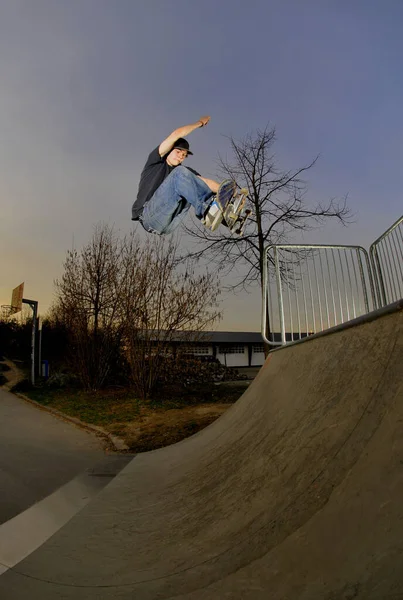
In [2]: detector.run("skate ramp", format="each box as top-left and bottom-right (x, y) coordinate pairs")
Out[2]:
(0, 301), (402, 599)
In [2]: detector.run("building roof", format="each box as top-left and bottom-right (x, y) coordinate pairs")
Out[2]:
(144, 330), (306, 344)
(201, 331), (264, 343)
(166, 331), (264, 344)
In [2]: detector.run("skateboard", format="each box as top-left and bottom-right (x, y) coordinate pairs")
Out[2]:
(203, 180), (252, 235)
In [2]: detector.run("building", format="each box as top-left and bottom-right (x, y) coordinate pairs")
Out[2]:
(170, 331), (266, 368)
(145, 331), (307, 368)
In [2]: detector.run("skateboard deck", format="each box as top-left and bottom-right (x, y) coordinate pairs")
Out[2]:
(203, 180), (252, 235)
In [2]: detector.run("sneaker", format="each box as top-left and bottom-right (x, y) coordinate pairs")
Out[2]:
(208, 198), (220, 216)
(203, 198), (221, 228)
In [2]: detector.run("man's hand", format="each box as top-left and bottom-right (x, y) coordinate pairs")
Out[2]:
(198, 116), (211, 127)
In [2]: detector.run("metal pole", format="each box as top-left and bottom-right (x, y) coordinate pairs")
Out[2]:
(22, 299), (38, 386)
(38, 317), (42, 378)
(31, 303), (37, 386)
(274, 247), (286, 345)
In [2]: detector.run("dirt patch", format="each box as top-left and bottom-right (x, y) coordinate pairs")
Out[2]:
(108, 403), (233, 453)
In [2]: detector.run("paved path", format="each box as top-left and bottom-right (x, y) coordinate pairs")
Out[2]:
(0, 301), (402, 599)
(0, 388), (106, 524)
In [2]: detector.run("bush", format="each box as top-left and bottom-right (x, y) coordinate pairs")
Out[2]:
(180, 354), (220, 364)
(0, 320), (32, 361)
(155, 355), (245, 386)
(10, 379), (34, 393)
(45, 372), (80, 389)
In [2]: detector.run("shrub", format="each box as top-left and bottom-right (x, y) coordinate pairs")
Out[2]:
(155, 355), (244, 386)
(45, 372), (80, 389)
(10, 379), (33, 393)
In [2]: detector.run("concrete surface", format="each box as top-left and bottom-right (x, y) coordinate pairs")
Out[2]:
(0, 455), (133, 577)
(0, 301), (402, 599)
(0, 388), (106, 523)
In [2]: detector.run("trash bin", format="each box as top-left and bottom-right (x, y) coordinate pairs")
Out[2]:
(41, 360), (50, 379)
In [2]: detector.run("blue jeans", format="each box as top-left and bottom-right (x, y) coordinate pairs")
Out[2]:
(140, 166), (214, 234)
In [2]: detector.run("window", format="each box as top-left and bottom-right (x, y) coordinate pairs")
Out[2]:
(181, 346), (211, 355)
(252, 344), (265, 353)
(218, 345), (245, 354)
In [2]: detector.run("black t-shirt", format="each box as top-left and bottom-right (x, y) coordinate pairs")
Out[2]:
(131, 147), (200, 220)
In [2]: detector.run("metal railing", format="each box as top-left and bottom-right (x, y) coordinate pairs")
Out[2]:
(262, 244), (376, 346)
(370, 215), (403, 308)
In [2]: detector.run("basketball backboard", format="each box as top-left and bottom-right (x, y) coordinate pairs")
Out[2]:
(11, 282), (24, 314)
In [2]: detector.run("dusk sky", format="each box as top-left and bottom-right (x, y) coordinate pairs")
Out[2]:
(1, 0), (402, 331)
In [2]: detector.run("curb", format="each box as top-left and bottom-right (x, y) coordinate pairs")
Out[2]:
(12, 392), (130, 452)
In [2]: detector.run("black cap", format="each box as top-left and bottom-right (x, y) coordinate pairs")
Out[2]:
(173, 137), (193, 155)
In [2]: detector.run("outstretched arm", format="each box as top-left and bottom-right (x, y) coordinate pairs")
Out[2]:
(158, 116), (210, 157)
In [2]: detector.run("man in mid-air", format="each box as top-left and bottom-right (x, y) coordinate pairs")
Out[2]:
(131, 116), (235, 235)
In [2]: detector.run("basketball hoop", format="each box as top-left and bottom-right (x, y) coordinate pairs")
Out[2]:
(11, 283), (24, 314)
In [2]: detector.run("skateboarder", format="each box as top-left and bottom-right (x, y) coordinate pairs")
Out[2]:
(131, 116), (236, 235)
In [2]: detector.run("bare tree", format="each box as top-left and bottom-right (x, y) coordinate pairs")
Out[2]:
(184, 126), (352, 291)
(52, 224), (221, 396)
(54, 223), (125, 390)
(121, 235), (221, 399)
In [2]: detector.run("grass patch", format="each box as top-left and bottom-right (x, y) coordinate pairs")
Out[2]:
(25, 382), (244, 425)
(147, 380), (247, 407)
(26, 387), (141, 427)
(21, 380), (249, 452)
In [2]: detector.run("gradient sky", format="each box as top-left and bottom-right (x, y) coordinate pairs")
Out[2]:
(1, 0), (402, 331)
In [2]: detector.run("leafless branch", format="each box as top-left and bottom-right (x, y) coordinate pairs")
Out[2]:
(183, 125), (352, 291)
